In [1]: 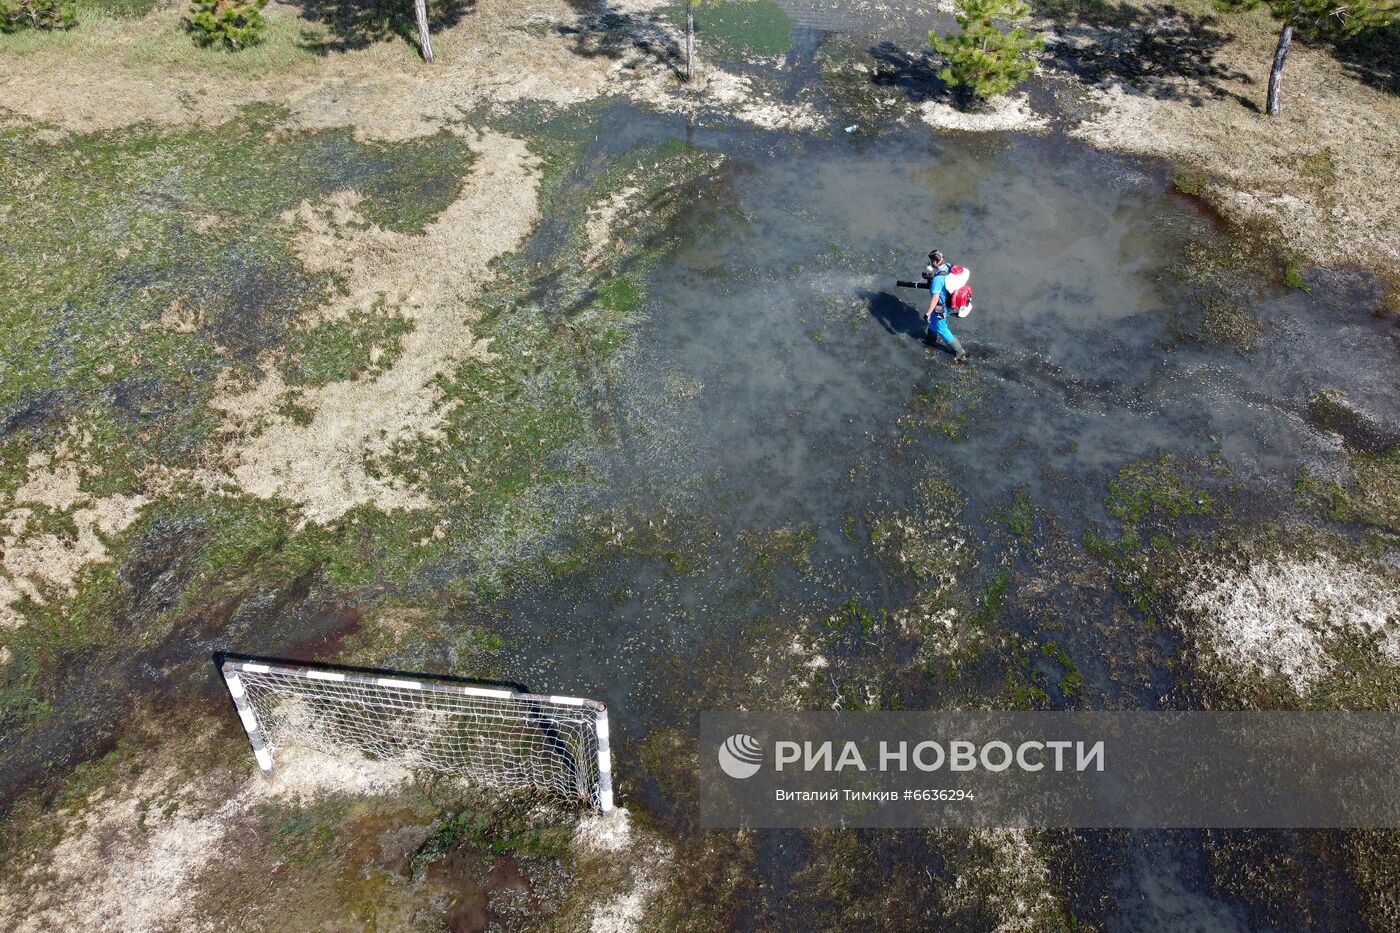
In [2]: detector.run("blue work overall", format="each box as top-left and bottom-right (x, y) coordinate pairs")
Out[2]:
(926, 266), (955, 346)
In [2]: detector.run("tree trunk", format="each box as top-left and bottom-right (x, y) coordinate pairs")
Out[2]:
(1266, 22), (1292, 116)
(686, 3), (696, 82)
(414, 0), (434, 64)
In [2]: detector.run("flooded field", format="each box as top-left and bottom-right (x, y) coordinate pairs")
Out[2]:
(474, 110), (1400, 927)
(483, 101), (1395, 704)
(2, 1), (1399, 929)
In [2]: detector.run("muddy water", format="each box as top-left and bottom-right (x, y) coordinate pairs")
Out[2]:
(497, 112), (1397, 694)
(484, 106), (1397, 925)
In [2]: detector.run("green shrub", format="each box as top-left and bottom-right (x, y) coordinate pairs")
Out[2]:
(186, 0), (268, 49)
(1, 0), (77, 32)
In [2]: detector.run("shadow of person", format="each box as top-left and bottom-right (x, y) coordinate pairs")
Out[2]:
(865, 290), (928, 340)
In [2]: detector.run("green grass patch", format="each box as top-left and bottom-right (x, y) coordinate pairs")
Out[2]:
(1170, 168), (1212, 198)
(279, 308), (415, 387)
(1084, 451), (1233, 625)
(274, 801), (346, 867)
(1283, 261), (1310, 292)
(409, 794), (574, 874)
(0, 121), (730, 743)
(901, 364), (991, 442)
(665, 0), (794, 59)
(593, 276), (644, 315)
(1295, 467), (1356, 524)
(1296, 451), (1400, 533)
(557, 137), (725, 274)
(77, 0), (155, 17)
(1105, 453), (1219, 525)
(1002, 640), (1050, 709)
(999, 487), (1034, 543)
(1040, 638), (1083, 698)
(823, 598), (881, 641)
(374, 138), (726, 573)
(971, 567), (1010, 630)
(1293, 147), (1337, 184)
(741, 524), (816, 594)
(1350, 448), (1400, 530)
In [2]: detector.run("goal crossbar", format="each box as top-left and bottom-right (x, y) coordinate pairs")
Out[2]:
(217, 653), (614, 812)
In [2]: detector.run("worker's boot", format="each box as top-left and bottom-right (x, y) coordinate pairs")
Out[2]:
(949, 338), (968, 362)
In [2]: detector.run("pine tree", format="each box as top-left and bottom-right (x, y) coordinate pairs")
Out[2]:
(186, 0), (269, 50)
(930, 0), (1044, 107)
(1236, 0), (1399, 115)
(0, 0), (75, 32)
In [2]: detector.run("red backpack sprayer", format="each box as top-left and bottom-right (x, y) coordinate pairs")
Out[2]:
(895, 265), (973, 317)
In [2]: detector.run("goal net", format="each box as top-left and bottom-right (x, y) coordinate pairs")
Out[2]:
(217, 653), (613, 812)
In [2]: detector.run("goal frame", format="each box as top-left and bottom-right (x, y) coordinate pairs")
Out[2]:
(215, 652), (614, 812)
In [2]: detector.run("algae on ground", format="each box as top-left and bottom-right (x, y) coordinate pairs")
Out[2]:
(662, 0), (795, 60)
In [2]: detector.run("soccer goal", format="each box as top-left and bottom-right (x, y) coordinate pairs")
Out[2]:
(217, 653), (614, 812)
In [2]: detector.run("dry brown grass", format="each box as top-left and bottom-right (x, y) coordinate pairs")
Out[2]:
(0, 0), (831, 143)
(0, 0), (664, 141)
(1066, 3), (1400, 277)
(1177, 548), (1400, 696)
(0, 449), (147, 630)
(0, 743), (413, 933)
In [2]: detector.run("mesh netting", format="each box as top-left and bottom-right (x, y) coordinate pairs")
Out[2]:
(233, 664), (605, 808)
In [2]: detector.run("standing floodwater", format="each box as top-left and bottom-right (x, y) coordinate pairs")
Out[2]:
(495, 114), (1394, 688)
(484, 111), (1398, 927)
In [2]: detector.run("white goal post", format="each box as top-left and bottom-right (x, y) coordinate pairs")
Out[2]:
(217, 653), (614, 812)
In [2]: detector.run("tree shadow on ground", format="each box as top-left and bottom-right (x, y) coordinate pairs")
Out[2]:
(866, 290), (928, 340)
(289, 0), (474, 55)
(557, 0), (685, 78)
(867, 41), (952, 104)
(1332, 20), (1400, 95)
(1035, 0), (1258, 108)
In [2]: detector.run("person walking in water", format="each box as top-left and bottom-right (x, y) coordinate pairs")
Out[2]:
(922, 250), (967, 362)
